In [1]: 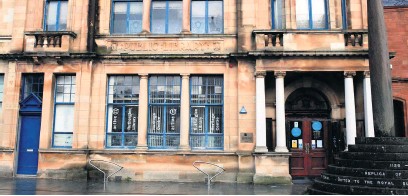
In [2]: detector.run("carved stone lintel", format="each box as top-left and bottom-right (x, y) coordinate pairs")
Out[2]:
(139, 73), (149, 79)
(255, 71), (267, 78)
(344, 71), (356, 78)
(364, 71), (371, 78)
(274, 71), (286, 78)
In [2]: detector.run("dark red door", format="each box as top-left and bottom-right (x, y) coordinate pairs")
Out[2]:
(289, 120), (328, 177)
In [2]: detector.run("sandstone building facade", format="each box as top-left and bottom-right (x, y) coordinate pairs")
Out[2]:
(0, 0), (374, 183)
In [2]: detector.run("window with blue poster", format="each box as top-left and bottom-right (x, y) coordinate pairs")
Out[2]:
(290, 121), (303, 149)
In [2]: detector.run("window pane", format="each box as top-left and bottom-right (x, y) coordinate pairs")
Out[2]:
(166, 106), (180, 134)
(54, 104), (74, 133)
(107, 134), (122, 147)
(129, 2), (143, 33)
(53, 133), (73, 147)
(149, 76), (180, 104)
(191, 107), (205, 134)
(149, 105), (164, 133)
(151, 1), (167, 34)
(167, 1), (182, 33)
(113, 2), (127, 34)
(59, 1), (68, 30)
(125, 105), (138, 132)
(55, 75), (75, 103)
(208, 106), (222, 134)
(208, 1), (223, 34)
(22, 74), (44, 101)
(273, 0), (285, 29)
(296, 0), (310, 29)
(191, 1), (206, 33)
(0, 75), (3, 103)
(46, 1), (58, 31)
(108, 75), (140, 103)
(312, 0), (327, 29)
(124, 134), (138, 146)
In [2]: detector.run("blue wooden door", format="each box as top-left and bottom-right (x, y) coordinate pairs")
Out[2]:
(17, 115), (41, 175)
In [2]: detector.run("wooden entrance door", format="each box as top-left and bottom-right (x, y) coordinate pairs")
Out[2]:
(288, 120), (328, 177)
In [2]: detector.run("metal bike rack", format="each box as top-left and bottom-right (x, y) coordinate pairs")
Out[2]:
(88, 160), (124, 185)
(193, 161), (225, 186)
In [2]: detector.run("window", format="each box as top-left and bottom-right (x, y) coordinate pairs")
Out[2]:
(151, 0), (182, 34)
(191, 0), (223, 34)
(295, 0), (328, 29)
(53, 75), (75, 147)
(341, 0), (347, 29)
(112, 0), (143, 34)
(0, 75), (3, 112)
(21, 74), (44, 101)
(106, 75), (140, 148)
(271, 0), (285, 29)
(45, 0), (68, 31)
(148, 76), (181, 149)
(190, 76), (223, 150)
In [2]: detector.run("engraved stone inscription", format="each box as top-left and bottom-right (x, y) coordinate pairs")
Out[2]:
(390, 163), (401, 168)
(364, 171), (386, 177)
(108, 40), (223, 54)
(364, 180), (373, 185)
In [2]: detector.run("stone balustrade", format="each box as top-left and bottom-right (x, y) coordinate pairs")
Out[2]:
(344, 30), (368, 47)
(24, 31), (77, 53)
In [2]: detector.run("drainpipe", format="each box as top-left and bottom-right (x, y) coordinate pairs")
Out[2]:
(87, 0), (97, 53)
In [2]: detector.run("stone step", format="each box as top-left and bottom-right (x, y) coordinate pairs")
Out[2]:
(348, 144), (408, 153)
(312, 179), (408, 195)
(356, 137), (408, 145)
(335, 158), (408, 170)
(327, 165), (408, 179)
(339, 151), (408, 161)
(307, 187), (340, 195)
(321, 172), (408, 189)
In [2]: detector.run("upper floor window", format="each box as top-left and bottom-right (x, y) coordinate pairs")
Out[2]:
(112, 0), (143, 34)
(271, 0), (285, 29)
(191, 0), (223, 34)
(295, 0), (328, 29)
(106, 75), (140, 148)
(45, 0), (68, 31)
(151, 0), (182, 34)
(0, 75), (3, 112)
(53, 75), (76, 148)
(21, 74), (44, 101)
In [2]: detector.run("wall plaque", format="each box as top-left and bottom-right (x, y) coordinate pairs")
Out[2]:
(240, 133), (253, 143)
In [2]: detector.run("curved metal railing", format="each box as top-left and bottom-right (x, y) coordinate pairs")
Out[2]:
(88, 160), (124, 184)
(193, 161), (225, 186)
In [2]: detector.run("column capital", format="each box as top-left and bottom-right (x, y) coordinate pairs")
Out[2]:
(181, 73), (190, 79)
(139, 73), (149, 79)
(274, 71), (286, 78)
(363, 71), (370, 78)
(255, 71), (267, 78)
(344, 71), (356, 78)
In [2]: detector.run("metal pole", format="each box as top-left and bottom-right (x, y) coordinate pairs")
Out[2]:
(367, 0), (395, 137)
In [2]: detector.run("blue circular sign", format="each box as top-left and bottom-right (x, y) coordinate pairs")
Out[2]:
(312, 121), (322, 131)
(291, 127), (301, 137)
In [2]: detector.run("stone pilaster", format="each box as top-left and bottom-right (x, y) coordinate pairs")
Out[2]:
(274, 71), (288, 153)
(363, 71), (375, 137)
(179, 73), (191, 151)
(141, 0), (152, 34)
(181, 0), (191, 34)
(344, 71), (357, 150)
(255, 71), (268, 152)
(137, 74), (148, 150)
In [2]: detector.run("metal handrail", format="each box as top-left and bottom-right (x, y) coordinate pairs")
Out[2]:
(88, 160), (124, 184)
(193, 161), (225, 186)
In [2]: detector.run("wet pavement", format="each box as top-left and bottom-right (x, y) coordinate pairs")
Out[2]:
(0, 177), (310, 195)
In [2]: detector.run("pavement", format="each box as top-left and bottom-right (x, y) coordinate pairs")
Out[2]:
(0, 177), (311, 195)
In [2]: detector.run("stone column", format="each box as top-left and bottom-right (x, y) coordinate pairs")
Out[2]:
(179, 74), (191, 151)
(275, 71), (288, 152)
(344, 71), (357, 150)
(137, 74), (148, 150)
(255, 71), (268, 152)
(141, 0), (152, 33)
(181, 0), (191, 34)
(363, 71), (375, 137)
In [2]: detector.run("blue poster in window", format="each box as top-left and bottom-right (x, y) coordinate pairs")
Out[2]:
(312, 121), (322, 131)
(291, 127), (301, 137)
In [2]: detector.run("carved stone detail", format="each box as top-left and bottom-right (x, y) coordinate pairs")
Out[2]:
(364, 71), (371, 78)
(274, 71), (286, 78)
(344, 71), (356, 78)
(255, 71), (267, 78)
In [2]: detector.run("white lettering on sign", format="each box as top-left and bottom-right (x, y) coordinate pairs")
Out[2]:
(390, 163), (401, 168)
(376, 181), (394, 186)
(364, 171), (386, 177)
(364, 180), (373, 185)
(337, 177), (351, 183)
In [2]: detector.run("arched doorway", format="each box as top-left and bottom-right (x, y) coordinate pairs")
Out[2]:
(285, 88), (331, 177)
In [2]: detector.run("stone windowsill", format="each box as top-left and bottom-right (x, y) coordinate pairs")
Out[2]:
(253, 29), (368, 35)
(96, 33), (237, 39)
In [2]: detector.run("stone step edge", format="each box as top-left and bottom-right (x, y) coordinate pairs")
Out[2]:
(321, 172), (408, 189)
(335, 158), (408, 170)
(327, 165), (408, 179)
(307, 187), (340, 195)
(313, 179), (408, 195)
(348, 144), (408, 152)
(339, 152), (408, 161)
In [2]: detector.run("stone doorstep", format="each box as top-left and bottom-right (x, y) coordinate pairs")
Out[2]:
(312, 179), (408, 195)
(348, 144), (408, 153)
(339, 151), (408, 161)
(253, 174), (292, 185)
(355, 137), (408, 145)
(321, 172), (408, 189)
(327, 165), (408, 179)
